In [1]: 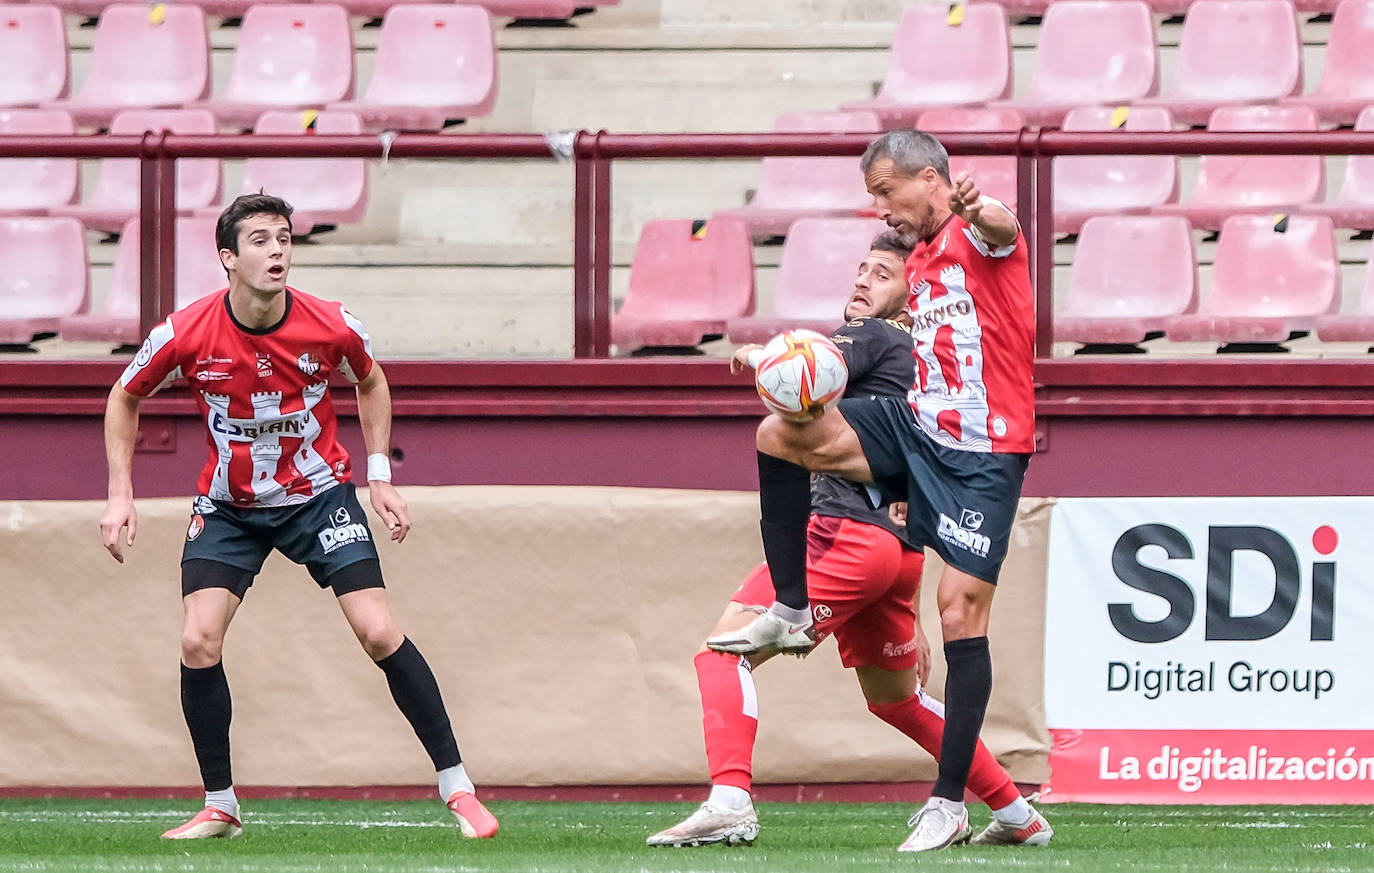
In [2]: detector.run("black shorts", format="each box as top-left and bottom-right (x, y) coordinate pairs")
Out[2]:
(180, 483), (383, 598)
(838, 396), (1030, 584)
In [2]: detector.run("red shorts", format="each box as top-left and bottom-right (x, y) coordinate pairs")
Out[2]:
(733, 514), (926, 670)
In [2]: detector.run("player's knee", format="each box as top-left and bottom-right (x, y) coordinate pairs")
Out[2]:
(938, 597), (990, 640)
(357, 623), (404, 661)
(180, 628), (224, 668)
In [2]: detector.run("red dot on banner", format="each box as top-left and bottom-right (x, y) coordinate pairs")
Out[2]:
(1312, 525), (1338, 555)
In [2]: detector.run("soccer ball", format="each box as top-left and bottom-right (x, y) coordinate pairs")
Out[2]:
(753, 329), (849, 422)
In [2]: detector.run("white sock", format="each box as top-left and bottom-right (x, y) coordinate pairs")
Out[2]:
(438, 764), (476, 802)
(205, 787), (238, 818)
(767, 601), (810, 624)
(992, 795), (1033, 824)
(927, 796), (965, 815)
(708, 784), (752, 811)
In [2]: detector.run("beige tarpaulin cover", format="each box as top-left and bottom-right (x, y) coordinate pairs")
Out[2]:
(0, 488), (1052, 788)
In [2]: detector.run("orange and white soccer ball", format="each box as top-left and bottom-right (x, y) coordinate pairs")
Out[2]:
(753, 329), (849, 422)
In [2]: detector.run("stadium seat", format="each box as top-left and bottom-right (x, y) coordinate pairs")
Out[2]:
(1054, 216), (1197, 348)
(1302, 106), (1374, 229)
(1053, 106), (1179, 234)
(1153, 105), (1322, 230)
(842, 4), (1011, 127)
(200, 110), (368, 233)
(0, 4), (68, 108)
(328, 5), (497, 132)
(0, 109), (78, 213)
(202, 5), (354, 129)
(1164, 214), (1339, 347)
(1314, 240), (1374, 343)
(0, 217), (89, 345)
(1281, 0), (1374, 126)
(611, 218), (755, 353)
(915, 107), (1023, 211)
(50, 109), (221, 234)
(987, 1), (1158, 128)
(726, 218), (889, 344)
(45, 4), (210, 129)
(1131, 0), (1302, 126)
(60, 217), (224, 344)
(969, 0), (1192, 15)
(713, 110), (882, 240)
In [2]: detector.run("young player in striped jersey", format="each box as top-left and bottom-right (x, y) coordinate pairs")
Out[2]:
(100, 193), (497, 841)
(648, 233), (1050, 850)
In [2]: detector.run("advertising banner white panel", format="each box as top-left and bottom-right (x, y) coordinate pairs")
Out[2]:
(1043, 498), (1374, 803)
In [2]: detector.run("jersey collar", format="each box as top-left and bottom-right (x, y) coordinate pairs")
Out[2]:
(223, 289), (294, 335)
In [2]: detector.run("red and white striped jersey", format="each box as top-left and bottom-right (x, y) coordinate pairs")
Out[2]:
(121, 288), (375, 507)
(904, 199), (1036, 454)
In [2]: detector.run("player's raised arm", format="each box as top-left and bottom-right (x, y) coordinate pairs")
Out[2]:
(100, 383), (142, 563)
(355, 362), (411, 543)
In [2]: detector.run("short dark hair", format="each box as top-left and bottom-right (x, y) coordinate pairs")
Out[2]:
(216, 192), (294, 253)
(870, 230), (913, 262)
(860, 129), (952, 184)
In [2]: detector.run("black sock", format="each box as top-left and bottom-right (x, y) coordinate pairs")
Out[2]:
(757, 451), (811, 611)
(376, 637), (462, 770)
(181, 662), (233, 792)
(932, 636), (992, 802)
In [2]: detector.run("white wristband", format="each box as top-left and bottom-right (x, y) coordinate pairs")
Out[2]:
(366, 452), (392, 483)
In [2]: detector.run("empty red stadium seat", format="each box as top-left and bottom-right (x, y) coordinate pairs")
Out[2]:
(199, 109), (368, 233)
(611, 218), (755, 352)
(726, 218), (888, 344)
(1281, 0), (1374, 126)
(1055, 216), (1197, 347)
(1164, 215), (1339, 345)
(988, 1), (1158, 128)
(0, 217), (88, 344)
(329, 5), (497, 132)
(842, 4), (1011, 127)
(713, 110), (882, 240)
(1132, 0), (1302, 126)
(50, 109), (220, 233)
(203, 5), (354, 129)
(60, 217), (224, 344)
(1054, 106), (1179, 234)
(916, 107), (1022, 211)
(0, 5), (68, 108)
(1153, 105), (1322, 230)
(1302, 106), (1374, 229)
(0, 109), (78, 213)
(1314, 241), (1374, 342)
(46, 4), (210, 129)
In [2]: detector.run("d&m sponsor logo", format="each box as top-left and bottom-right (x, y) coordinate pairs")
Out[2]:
(1105, 522), (1340, 701)
(938, 509), (990, 558)
(318, 505), (370, 554)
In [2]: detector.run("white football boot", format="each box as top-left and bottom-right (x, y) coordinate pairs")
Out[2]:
(706, 612), (816, 656)
(646, 801), (760, 847)
(971, 806), (1053, 846)
(897, 798), (971, 853)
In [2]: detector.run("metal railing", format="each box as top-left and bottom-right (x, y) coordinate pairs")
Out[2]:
(3, 128), (1373, 359)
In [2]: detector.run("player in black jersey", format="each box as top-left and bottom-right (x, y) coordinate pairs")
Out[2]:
(647, 232), (1050, 849)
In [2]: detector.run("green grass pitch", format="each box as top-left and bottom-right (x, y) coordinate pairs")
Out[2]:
(1, 797), (1371, 873)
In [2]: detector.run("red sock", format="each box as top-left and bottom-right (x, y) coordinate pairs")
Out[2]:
(694, 650), (758, 791)
(868, 691), (1020, 809)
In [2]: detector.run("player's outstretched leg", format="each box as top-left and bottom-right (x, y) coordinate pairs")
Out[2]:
(338, 582), (498, 839)
(706, 451), (814, 655)
(647, 650), (761, 847)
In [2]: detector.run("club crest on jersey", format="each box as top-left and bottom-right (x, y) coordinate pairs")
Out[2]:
(296, 352), (322, 376)
(187, 515), (204, 541)
(256, 353), (273, 377)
